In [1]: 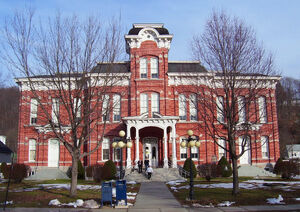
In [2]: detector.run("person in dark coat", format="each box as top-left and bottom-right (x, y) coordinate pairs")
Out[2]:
(144, 158), (149, 171)
(137, 160), (143, 173)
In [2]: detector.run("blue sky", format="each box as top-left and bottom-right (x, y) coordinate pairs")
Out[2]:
(0, 0), (299, 84)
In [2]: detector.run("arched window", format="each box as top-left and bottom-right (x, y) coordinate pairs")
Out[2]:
(151, 93), (159, 115)
(179, 94), (187, 120)
(102, 138), (110, 161)
(113, 94), (121, 122)
(30, 99), (38, 125)
(29, 139), (36, 162)
(261, 136), (269, 159)
(102, 94), (110, 122)
(150, 58), (158, 78)
(140, 93), (148, 115)
(189, 94), (197, 121)
(238, 96), (246, 123)
(258, 96), (267, 123)
(140, 58), (147, 78)
(216, 96), (224, 123)
(218, 138), (226, 159)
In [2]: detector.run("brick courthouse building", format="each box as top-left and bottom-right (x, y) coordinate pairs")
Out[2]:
(16, 24), (280, 171)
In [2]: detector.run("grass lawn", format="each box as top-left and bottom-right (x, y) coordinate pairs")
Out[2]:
(0, 179), (140, 208)
(168, 177), (300, 206)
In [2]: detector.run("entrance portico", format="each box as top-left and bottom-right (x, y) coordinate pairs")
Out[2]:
(123, 113), (179, 169)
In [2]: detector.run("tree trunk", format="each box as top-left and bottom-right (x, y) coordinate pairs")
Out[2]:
(232, 157), (239, 196)
(70, 156), (78, 197)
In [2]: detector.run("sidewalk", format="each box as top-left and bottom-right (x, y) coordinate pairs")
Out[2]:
(1, 181), (300, 211)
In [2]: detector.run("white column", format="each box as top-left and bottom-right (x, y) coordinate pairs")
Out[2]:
(126, 125), (132, 169)
(163, 127), (168, 168)
(135, 128), (140, 169)
(172, 125), (177, 168)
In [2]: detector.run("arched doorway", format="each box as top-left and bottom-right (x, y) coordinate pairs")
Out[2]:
(143, 137), (158, 167)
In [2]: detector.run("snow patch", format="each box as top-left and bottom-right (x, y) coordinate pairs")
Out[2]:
(193, 203), (214, 208)
(0, 201), (13, 205)
(127, 181), (137, 184)
(217, 201), (235, 207)
(49, 199), (61, 206)
(266, 195), (285, 204)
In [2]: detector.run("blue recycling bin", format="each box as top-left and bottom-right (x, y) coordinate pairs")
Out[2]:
(101, 181), (112, 207)
(116, 180), (127, 206)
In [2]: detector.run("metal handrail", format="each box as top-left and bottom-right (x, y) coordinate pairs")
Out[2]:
(178, 165), (190, 178)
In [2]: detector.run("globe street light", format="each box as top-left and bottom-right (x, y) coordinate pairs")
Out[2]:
(180, 130), (200, 201)
(112, 130), (132, 179)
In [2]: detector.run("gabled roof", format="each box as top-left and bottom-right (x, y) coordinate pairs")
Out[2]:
(0, 141), (13, 154)
(168, 62), (207, 73)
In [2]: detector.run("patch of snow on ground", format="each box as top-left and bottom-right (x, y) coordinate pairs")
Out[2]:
(127, 181), (137, 184)
(266, 195), (285, 204)
(49, 199), (61, 206)
(166, 179), (186, 186)
(295, 198), (300, 201)
(0, 200), (13, 205)
(193, 203), (214, 208)
(217, 201), (235, 207)
(127, 192), (137, 196)
(38, 184), (101, 190)
(127, 196), (135, 200)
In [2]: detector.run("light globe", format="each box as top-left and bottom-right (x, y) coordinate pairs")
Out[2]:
(189, 140), (196, 147)
(187, 130), (193, 136)
(119, 130), (126, 137)
(112, 142), (118, 148)
(180, 141), (187, 148)
(195, 141), (201, 147)
(126, 141), (133, 148)
(118, 141), (125, 148)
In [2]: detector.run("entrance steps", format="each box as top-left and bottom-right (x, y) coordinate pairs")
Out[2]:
(238, 164), (276, 177)
(125, 168), (185, 183)
(25, 167), (69, 180)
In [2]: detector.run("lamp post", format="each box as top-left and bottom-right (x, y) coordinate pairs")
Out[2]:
(112, 130), (133, 179)
(180, 130), (200, 201)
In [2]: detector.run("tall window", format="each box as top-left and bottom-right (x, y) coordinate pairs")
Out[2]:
(180, 142), (187, 159)
(102, 94), (110, 122)
(261, 136), (269, 159)
(179, 94), (187, 120)
(140, 93), (148, 115)
(191, 146), (199, 159)
(216, 96), (224, 123)
(52, 98), (60, 124)
(218, 138), (226, 159)
(151, 93), (159, 115)
(113, 94), (121, 121)
(102, 138), (110, 161)
(238, 96), (246, 123)
(113, 138), (121, 161)
(189, 94), (197, 121)
(258, 96), (267, 123)
(73, 97), (81, 120)
(150, 58), (158, 78)
(140, 58), (147, 78)
(30, 98), (38, 125)
(29, 139), (36, 162)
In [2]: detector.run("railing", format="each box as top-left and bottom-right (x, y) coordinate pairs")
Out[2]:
(178, 165), (190, 178)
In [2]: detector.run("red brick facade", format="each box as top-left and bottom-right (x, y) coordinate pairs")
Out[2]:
(16, 24), (280, 171)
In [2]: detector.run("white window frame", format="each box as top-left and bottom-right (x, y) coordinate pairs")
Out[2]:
(261, 136), (269, 159)
(73, 97), (81, 120)
(29, 139), (36, 162)
(102, 138), (110, 161)
(179, 94), (187, 120)
(140, 58), (147, 78)
(258, 96), (267, 123)
(218, 138), (226, 159)
(113, 94), (121, 122)
(189, 94), (197, 121)
(52, 98), (60, 124)
(102, 94), (110, 122)
(238, 96), (246, 123)
(216, 96), (224, 123)
(30, 98), (38, 125)
(151, 93), (159, 116)
(140, 93), (148, 115)
(150, 57), (158, 78)
(191, 146), (199, 159)
(180, 139), (188, 160)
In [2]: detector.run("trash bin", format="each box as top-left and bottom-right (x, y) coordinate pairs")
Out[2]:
(116, 180), (127, 206)
(101, 181), (112, 207)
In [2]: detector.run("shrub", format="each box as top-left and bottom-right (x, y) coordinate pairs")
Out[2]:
(77, 160), (85, 180)
(198, 163), (218, 180)
(102, 160), (116, 180)
(183, 158), (197, 178)
(86, 166), (93, 178)
(2, 163), (30, 183)
(93, 165), (103, 183)
(273, 158), (284, 175)
(217, 156), (232, 177)
(280, 160), (298, 179)
(1, 163), (9, 179)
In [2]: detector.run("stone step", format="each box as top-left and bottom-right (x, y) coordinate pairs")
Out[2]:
(26, 167), (69, 180)
(238, 164), (276, 177)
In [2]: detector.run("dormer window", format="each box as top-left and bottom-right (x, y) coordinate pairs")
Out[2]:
(140, 58), (147, 78)
(150, 58), (158, 78)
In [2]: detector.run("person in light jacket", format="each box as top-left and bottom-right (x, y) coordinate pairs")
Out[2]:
(146, 165), (153, 180)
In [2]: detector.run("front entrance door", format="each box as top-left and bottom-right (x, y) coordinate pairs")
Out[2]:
(239, 137), (251, 165)
(48, 139), (60, 167)
(143, 137), (158, 168)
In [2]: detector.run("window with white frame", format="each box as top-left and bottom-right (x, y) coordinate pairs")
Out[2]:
(29, 139), (36, 162)
(261, 136), (269, 159)
(179, 94), (187, 120)
(113, 94), (121, 121)
(189, 94), (197, 121)
(238, 96), (246, 123)
(216, 96), (224, 123)
(151, 93), (159, 115)
(180, 145), (187, 159)
(102, 94), (110, 122)
(258, 96), (267, 123)
(102, 138), (110, 161)
(191, 146), (199, 159)
(218, 138), (226, 159)
(140, 58), (147, 78)
(140, 93), (148, 115)
(30, 98), (38, 125)
(113, 138), (121, 161)
(52, 98), (60, 124)
(73, 97), (81, 120)
(150, 57), (158, 78)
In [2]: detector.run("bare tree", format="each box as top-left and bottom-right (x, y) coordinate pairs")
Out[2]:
(191, 11), (277, 195)
(2, 9), (125, 196)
